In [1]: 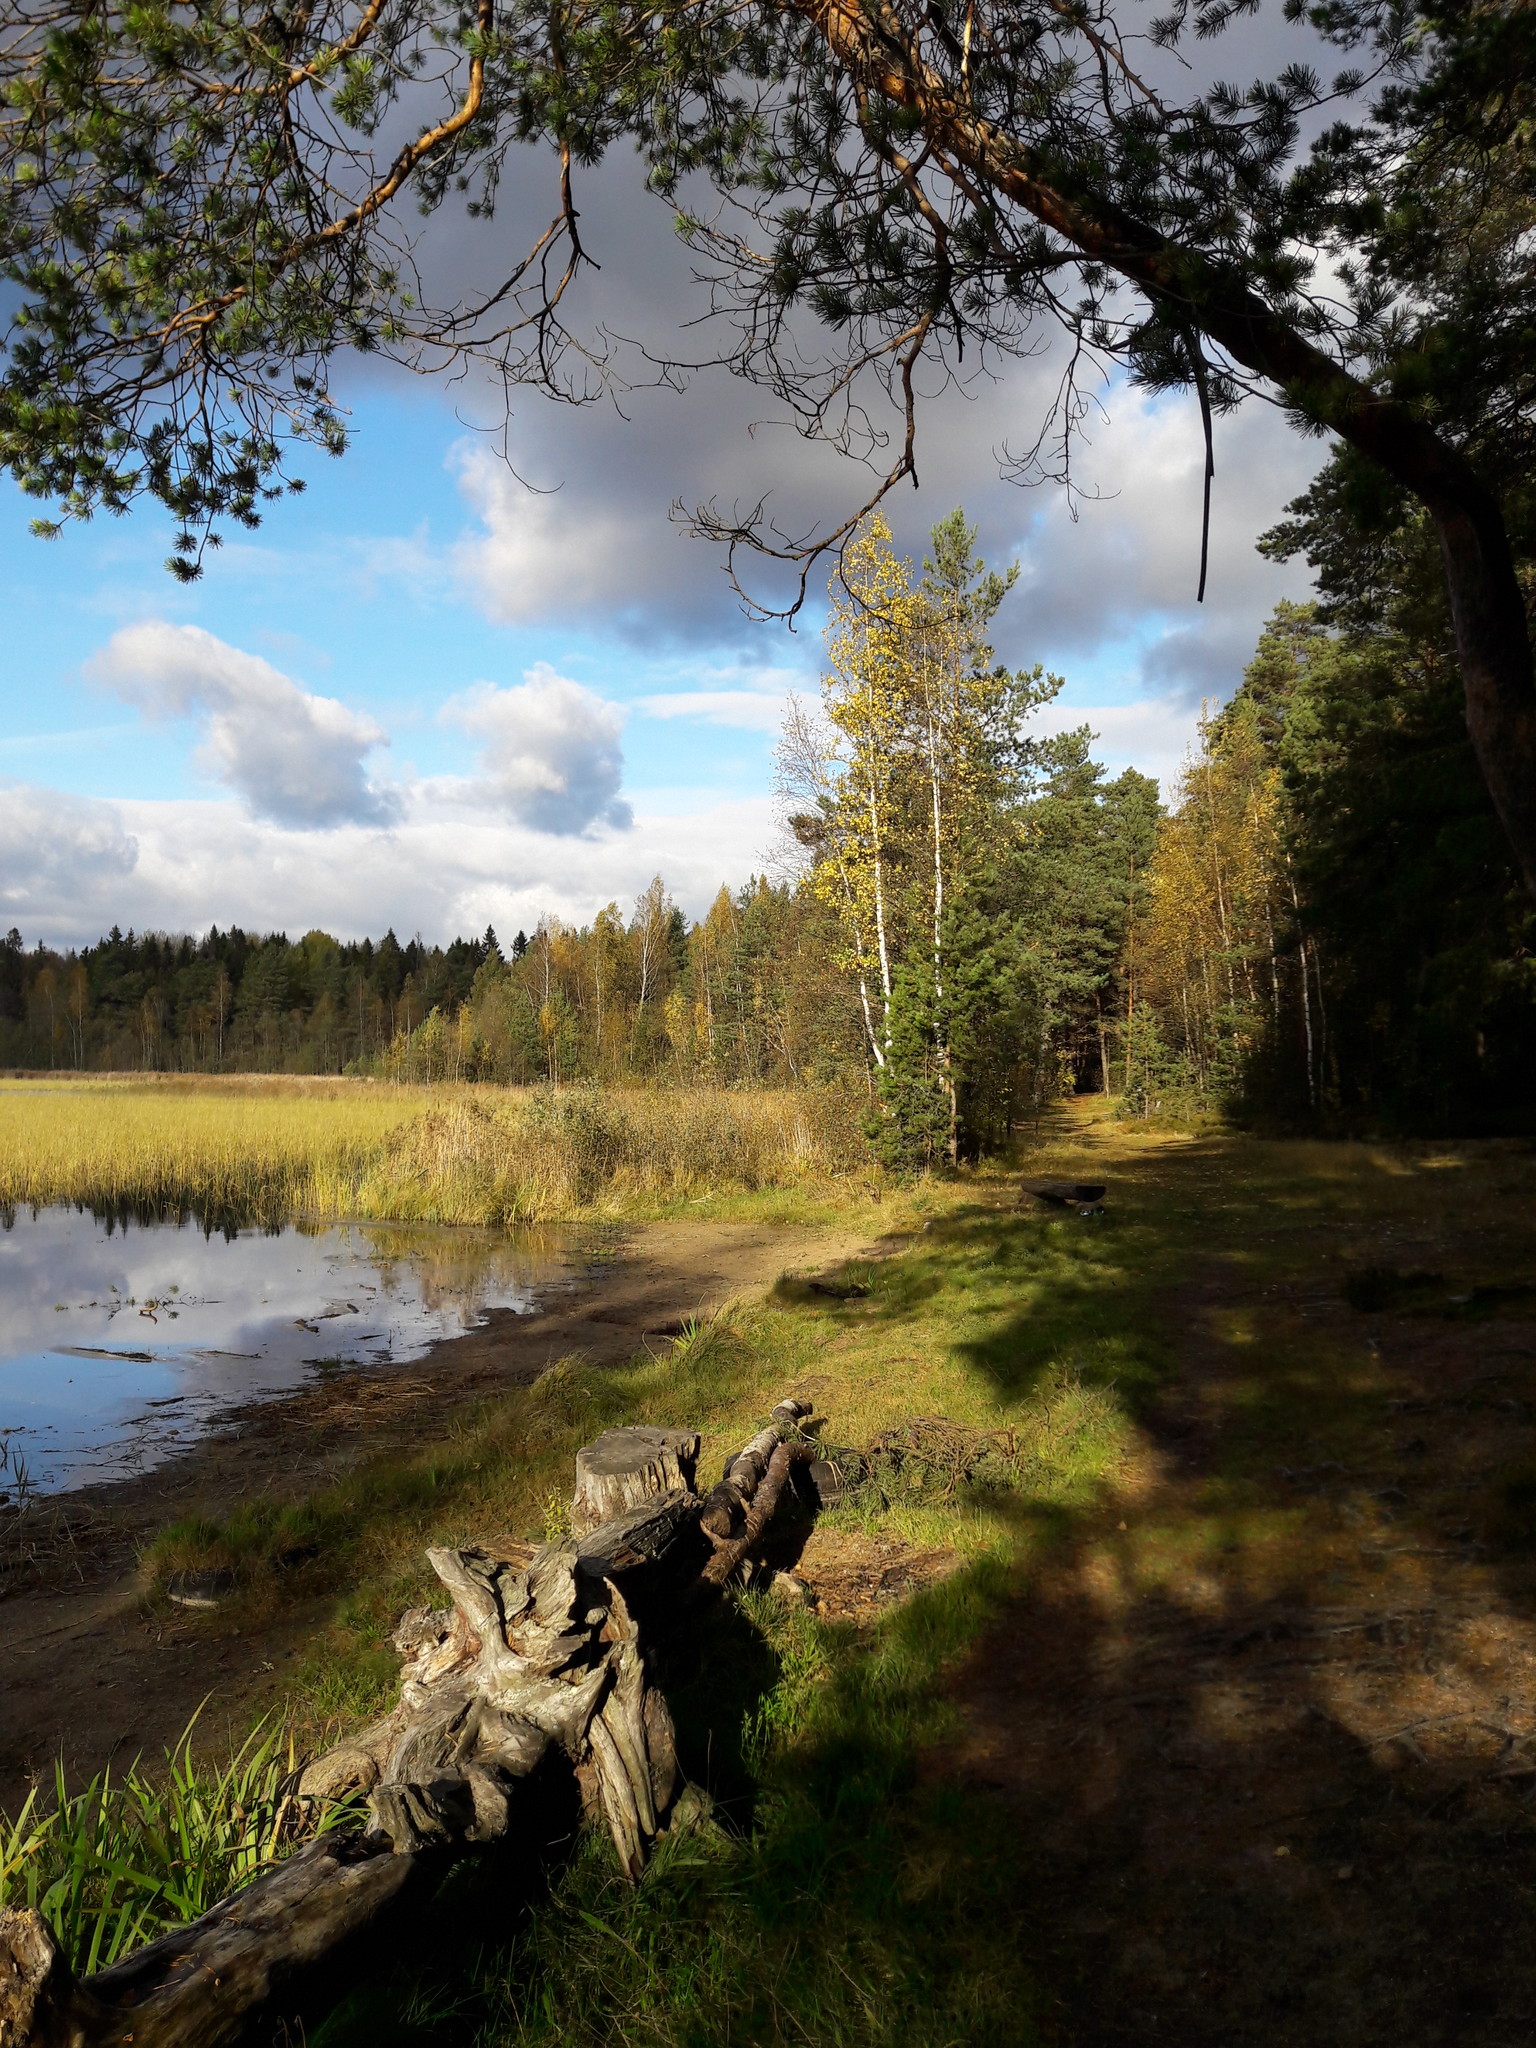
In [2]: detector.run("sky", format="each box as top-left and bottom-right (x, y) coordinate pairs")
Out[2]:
(0, 146), (1324, 951)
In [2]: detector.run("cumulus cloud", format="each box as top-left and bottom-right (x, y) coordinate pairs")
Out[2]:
(444, 664), (633, 835)
(0, 782), (140, 931)
(1000, 384), (1317, 701)
(85, 622), (399, 828)
(8, 782), (770, 949)
(452, 446), (642, 629)
(1031, 695), (1202, 798)
(637, 689), (788, 732)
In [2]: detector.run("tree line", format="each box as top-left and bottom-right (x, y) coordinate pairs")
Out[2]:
(8, 496), (1532, 1145)
(1131, 429), (1536, 1136)
(0, 514), (1157, 1162)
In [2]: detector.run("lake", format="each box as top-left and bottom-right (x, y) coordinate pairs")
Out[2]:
(0, 1207), (582, 1494)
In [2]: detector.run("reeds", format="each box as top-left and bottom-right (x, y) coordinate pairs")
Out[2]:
(337, 1086), (871, 1222)
(0, 1717), (324, 1974)
(0, 1080), (872, 1226)
(0, 1080), (426, 1225)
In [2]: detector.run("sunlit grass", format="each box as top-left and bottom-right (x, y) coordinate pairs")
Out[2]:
(0, 1716), (337, 1975)
(15, 1102), (1536, 2040)
(0, 1077), (874, 1224)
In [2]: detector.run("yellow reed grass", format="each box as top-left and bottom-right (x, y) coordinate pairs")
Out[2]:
(0, 1080), (871, 1224)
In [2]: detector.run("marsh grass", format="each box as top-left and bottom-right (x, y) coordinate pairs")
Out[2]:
(0, 1079), (873, 1226)
(0, 1078), (426, 1226)
(0, 1716), (328, 1975)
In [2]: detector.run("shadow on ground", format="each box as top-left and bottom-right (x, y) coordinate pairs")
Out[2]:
(935, 1120), (1536, 2046)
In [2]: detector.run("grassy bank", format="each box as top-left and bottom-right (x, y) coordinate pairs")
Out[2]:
(17, 1112), (1536, 2042)
(0, 1078), (872, 1224)
(119, 1137), (1160, 2046)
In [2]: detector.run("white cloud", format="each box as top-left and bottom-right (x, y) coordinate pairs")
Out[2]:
(5, 782), (771, 949)
(637, 689), (788, 733)
(85, 622), (399, 828)
(1005, 384), (1317, 701)
(443, 663), (633, 835)
(452, 445), (642, 628)
(1, 686), (1203, 951)
(0, 782), (140, 931)
(1033, 695), (1202, 798)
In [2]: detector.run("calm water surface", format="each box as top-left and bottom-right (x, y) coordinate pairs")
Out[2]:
(0, 1208), (580, 1493)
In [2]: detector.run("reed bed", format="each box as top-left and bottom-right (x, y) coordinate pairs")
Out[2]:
(337, 1086), (871, 1222)
(0, 1080), (872, 1225)
(0, 1080), (429, 1224)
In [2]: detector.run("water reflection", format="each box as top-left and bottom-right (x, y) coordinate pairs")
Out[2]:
(0, 1208), (580, 1492)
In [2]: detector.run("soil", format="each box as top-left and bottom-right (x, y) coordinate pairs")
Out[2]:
(780, 1527), (962, 1622)
(0, 1214), (882, 1806)
(939, 1136), (1536, 2047)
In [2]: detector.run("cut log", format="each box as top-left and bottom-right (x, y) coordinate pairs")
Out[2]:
(571, 1427), (700, 1535)
(1019, 1178), (1107, 1207)
(807, 1458), (844, 1509)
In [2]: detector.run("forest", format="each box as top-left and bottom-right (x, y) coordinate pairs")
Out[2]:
(7, 493), (1533, 1149)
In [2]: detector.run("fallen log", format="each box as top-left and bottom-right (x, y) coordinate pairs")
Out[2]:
(700, 1398), (813, 1539)
(0, 1834), (419, 2048)
(701, 1439), (816, 1588)
(0, 1395), (820, 2048)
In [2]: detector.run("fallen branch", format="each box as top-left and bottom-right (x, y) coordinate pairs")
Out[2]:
(701, 1439), (816, 1587)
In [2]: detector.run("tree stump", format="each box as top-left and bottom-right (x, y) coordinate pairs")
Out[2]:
(571, 1427), (700, 1535)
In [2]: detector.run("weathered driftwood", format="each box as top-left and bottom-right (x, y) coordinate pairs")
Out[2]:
(0, 1396), (818, 2048)
(0, 1834), (418, 2048)
(570, 1426), (700, 1536)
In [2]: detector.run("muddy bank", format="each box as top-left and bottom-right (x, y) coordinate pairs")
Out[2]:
(0, 1214), (878, 1804)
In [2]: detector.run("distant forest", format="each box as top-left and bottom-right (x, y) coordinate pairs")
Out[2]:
(6, 500), (1535, 1147)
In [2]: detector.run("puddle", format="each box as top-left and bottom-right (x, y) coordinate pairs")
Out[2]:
(0, 1208), (584, 1493)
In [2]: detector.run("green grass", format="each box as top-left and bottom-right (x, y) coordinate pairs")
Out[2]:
(143, 1186), (1152, 1680)
(304, 1563), (1044, 2048)
(0, 1715), (340, 1974)
(37, 1106), (1536, 2041)
(285, 1119), (1536, 2047)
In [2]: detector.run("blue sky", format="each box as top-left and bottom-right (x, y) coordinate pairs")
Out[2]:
(1, 327), (1318, 948)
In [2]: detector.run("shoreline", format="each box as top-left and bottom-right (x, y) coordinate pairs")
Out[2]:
(0, 1212), (880, 1804)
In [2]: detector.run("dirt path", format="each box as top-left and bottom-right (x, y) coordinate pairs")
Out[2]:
(941, 1119), (1536, 2046)
(0, 1213), (878, 1803)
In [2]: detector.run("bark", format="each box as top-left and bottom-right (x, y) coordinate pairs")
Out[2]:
(699, 1400), (813, 1539)
(0, 1840), (419, 2048)
(700, 1440), (817, 1588)
(795, 0), (1536, 901)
